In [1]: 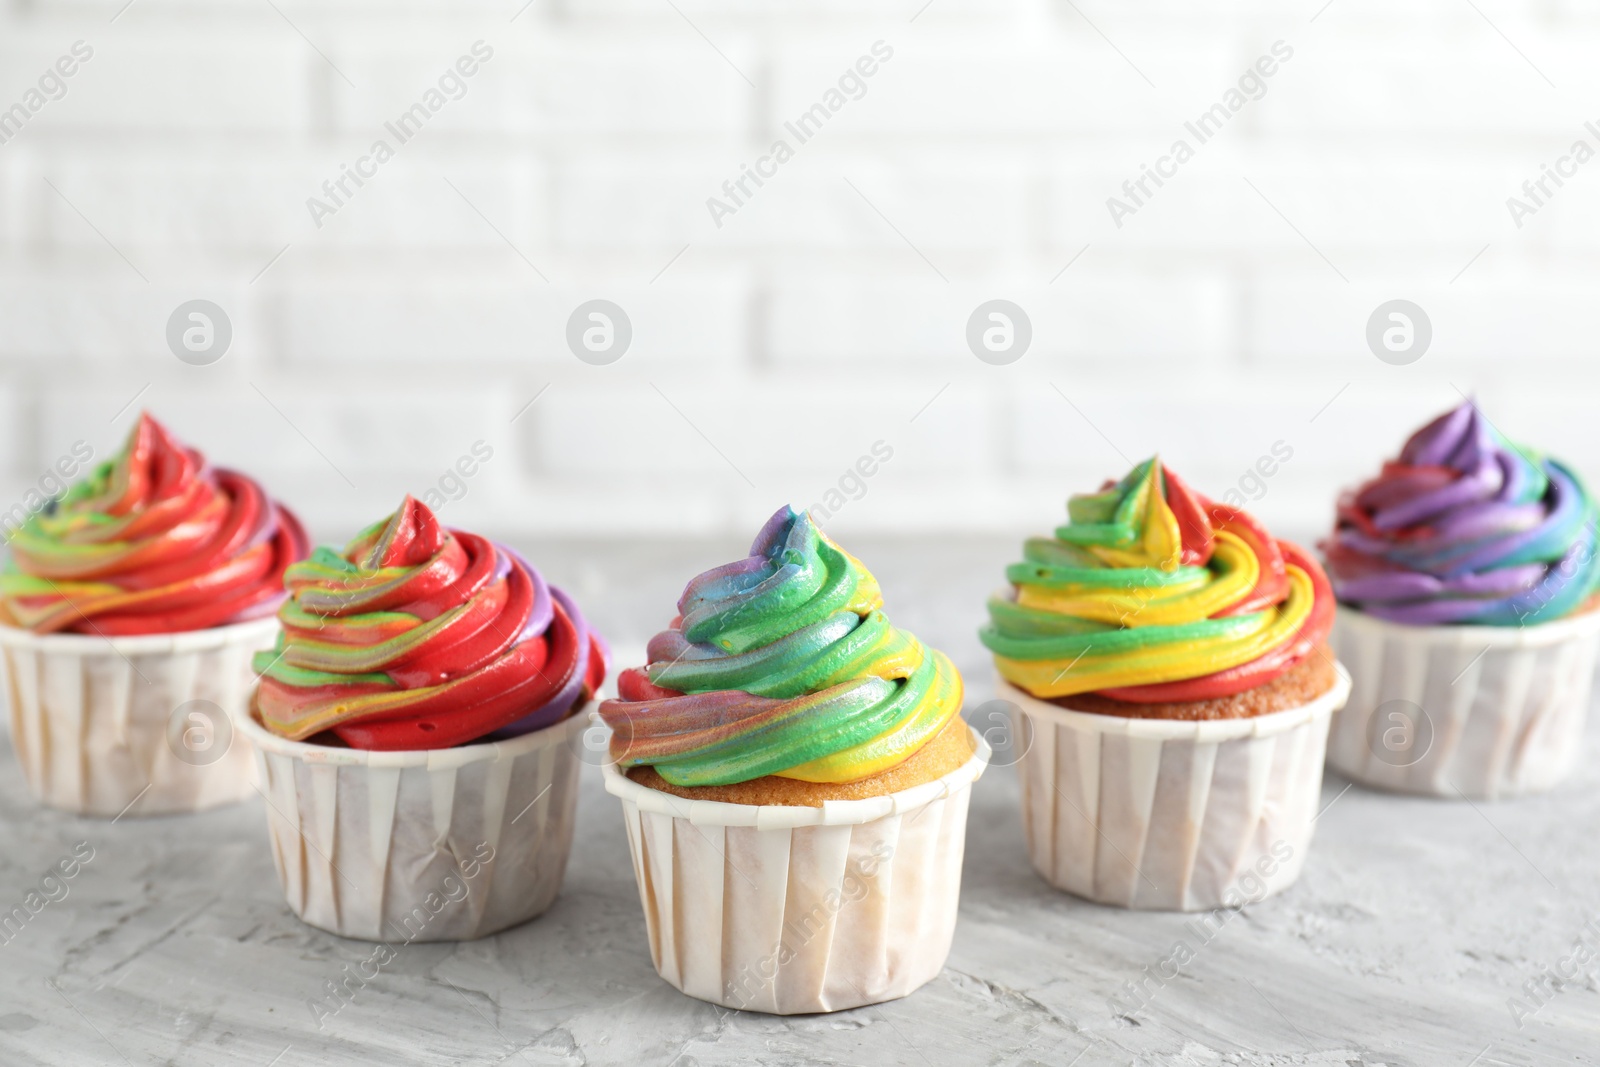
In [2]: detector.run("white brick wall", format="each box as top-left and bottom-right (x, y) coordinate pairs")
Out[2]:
(0, 0), (1597, 548)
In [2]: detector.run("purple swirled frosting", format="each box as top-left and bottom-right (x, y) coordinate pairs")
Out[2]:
(1323, 401), (1600, 626)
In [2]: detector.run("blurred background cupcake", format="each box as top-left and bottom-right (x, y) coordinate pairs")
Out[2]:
(982, 458), (1348, 911)
(598, 506), (988, 1015)
(0, 412), (307, 816)
(237, 495), (606, 942)
(1323, 400), (1600, 799)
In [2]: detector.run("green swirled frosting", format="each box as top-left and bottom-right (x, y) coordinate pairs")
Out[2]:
(597, 506), (964, 786)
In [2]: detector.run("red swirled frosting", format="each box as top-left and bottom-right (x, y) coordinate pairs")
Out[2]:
(254, 496), (607, 750)
(0, 413), (309, 635)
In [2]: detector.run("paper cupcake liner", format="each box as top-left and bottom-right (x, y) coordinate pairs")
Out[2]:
(1002, 669), (1350, 912)
(235, 705), (586, 943)
(601, 728), (990, 1015)
(0, 618), (278, 817)
(1328, 607), (1600, 799)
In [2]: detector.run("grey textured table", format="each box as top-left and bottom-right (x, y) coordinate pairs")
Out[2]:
(0, 540), (1594, 1066)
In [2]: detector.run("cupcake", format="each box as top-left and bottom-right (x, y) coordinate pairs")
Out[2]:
(981, 458), (1349, 911)
(0, 413), (308, 816)
(598, 506), (989, 1015)
(235, 495), (607, 941)
(1323, 400), (1600, 799)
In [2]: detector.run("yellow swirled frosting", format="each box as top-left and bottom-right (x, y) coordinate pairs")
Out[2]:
(981, 459), (1335, 703)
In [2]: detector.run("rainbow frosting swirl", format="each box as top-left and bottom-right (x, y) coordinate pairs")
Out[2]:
(255, 496), (606, 750)
(597, 506), (962, 787)
(981, 459), (1334, 702)
(1324, 401), (1600, 626)
(1, 413), (309, 635)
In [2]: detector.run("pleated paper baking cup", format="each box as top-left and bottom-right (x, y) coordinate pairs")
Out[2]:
(1328, 607), (1600, 799)
(0, 617), (278, 817)
(1002, 669), (1350, 912)
(602, 729), (990, 1015)
(236, 706), (586, 943)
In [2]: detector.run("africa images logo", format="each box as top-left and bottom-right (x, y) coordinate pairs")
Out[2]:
(1105, 41), (1294, 228)
(705, 40), (895, 228)
(305, 41), (494, 228)
(0, 41), (94, 147)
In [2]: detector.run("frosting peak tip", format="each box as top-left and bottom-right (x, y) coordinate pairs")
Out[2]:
(361, 495), (448, 570)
